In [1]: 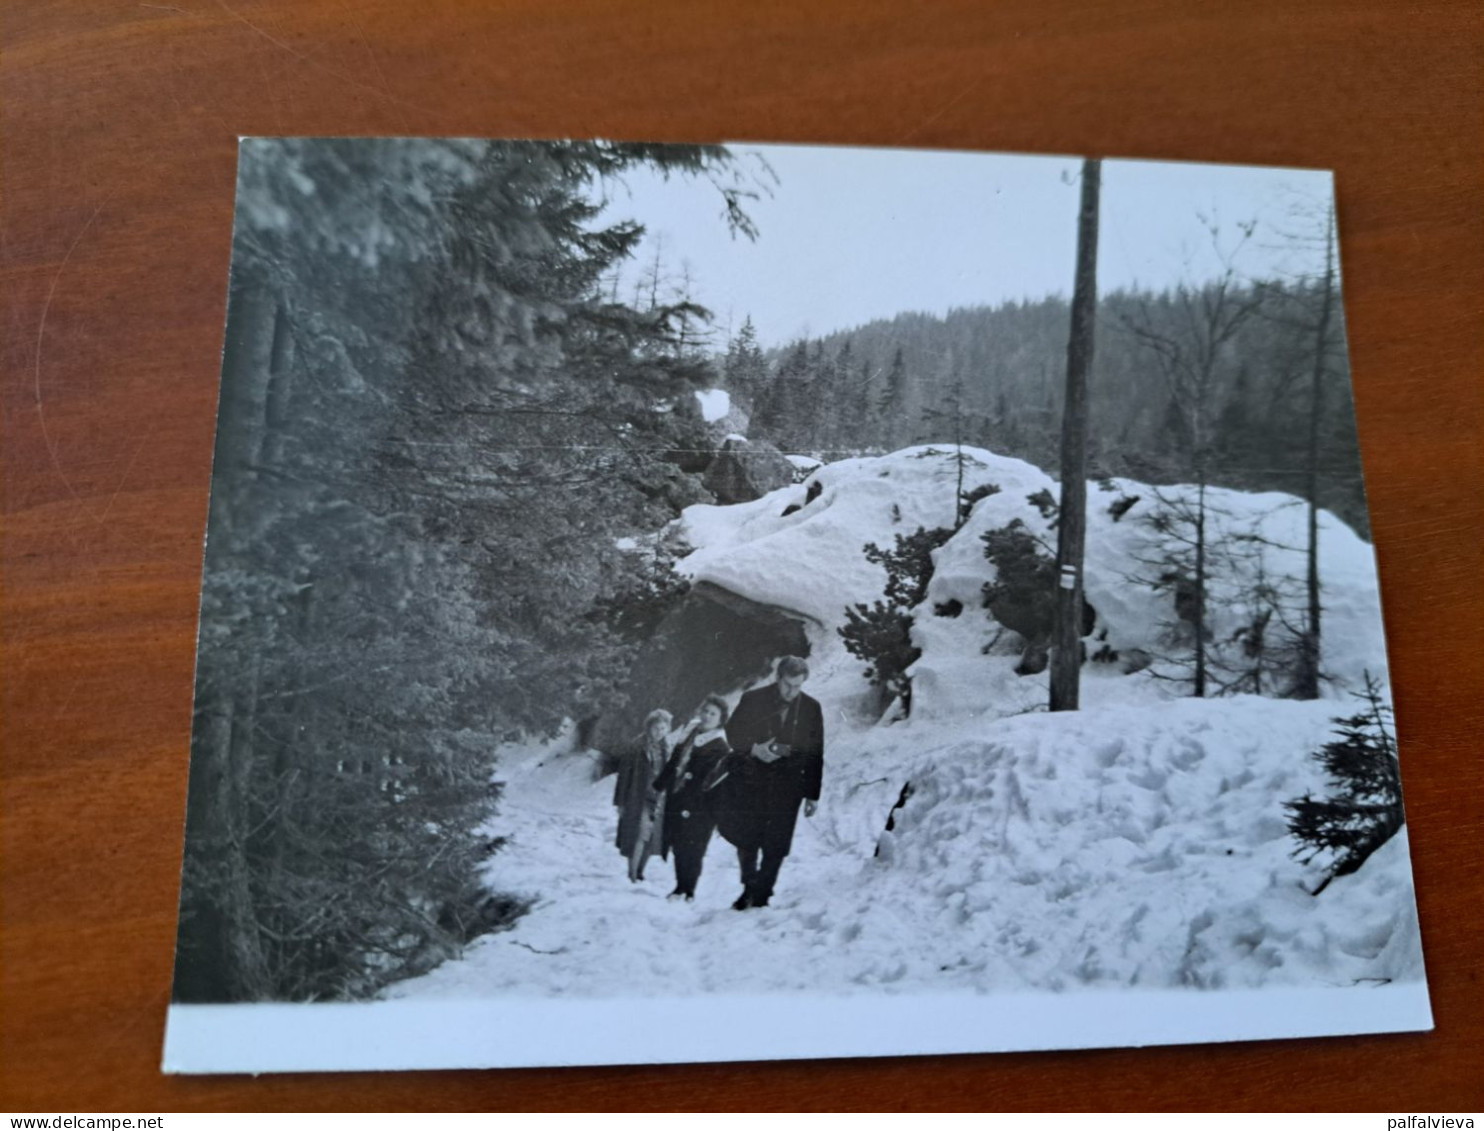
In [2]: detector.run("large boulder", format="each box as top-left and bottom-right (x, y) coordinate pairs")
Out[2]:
(702, 436), (796, 505)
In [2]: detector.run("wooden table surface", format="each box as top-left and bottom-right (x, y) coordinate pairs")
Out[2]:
(3, 0), (1481, 1113)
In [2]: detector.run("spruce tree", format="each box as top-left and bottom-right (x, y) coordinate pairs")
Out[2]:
(1285, 674), (1405, 893)
(920, 374), (987, 527)
(723, 315), (769, 411)
(855, 356), (876, 452)
(755, 339), (812, 450)
(839, 526), (954, 716)
(980, 517), (1063, 675)
(878, 346), (908, 449)
(830, 338), (857, 450)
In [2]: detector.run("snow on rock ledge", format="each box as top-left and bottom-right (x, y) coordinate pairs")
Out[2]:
(677, 445), (1390, 718)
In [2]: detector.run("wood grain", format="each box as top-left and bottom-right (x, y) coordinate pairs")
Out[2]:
(3, 0), (1481, 1112)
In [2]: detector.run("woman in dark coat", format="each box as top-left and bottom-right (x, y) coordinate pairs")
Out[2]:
(613, 708), (672, 882)
(652, 695), (732, 902)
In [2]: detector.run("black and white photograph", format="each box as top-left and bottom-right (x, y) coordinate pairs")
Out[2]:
(164, 138), (1430, 1073)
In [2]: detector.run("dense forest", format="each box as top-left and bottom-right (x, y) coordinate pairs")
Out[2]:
(730, 280), (1366, 537)
(176, 139), (759, 1002)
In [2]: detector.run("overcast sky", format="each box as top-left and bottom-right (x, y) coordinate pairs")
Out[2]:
(596, 144), (1335, 350)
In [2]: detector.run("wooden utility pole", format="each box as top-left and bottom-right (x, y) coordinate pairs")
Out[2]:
(1050, 158), (1101, 712)
(1297, 204), (1337, 700)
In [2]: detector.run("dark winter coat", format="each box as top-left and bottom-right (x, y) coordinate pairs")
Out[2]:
(715, 684), (825, 858)
(653, 729), (729, 858)
(612, 736), (669, 859)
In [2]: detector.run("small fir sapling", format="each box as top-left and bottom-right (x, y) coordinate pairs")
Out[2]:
(1027, 488), (1059, 521)
(958, 481), (1002, 526)
(839, 525), (954, 716)
(1285, 673), (1405, 894)
(981, 520), (1058, 642)
(981, 517), (1096, 674)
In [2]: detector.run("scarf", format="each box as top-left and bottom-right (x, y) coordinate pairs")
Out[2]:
(669, 727), (728, 792)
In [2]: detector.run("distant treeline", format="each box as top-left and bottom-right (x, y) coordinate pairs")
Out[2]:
(724, 287), (1368, 537)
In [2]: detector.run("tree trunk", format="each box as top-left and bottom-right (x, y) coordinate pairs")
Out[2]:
(1051, 158), (1101, 712)
(259, 301), (296, 466)
(195, 278), (282, 999)
(1193, 477), (1208, 698)
(1296, 208), (1336, 700)
(216, 280), (279, 482)
(222, 674), (273, 1000)
(953, 426), (966, 528)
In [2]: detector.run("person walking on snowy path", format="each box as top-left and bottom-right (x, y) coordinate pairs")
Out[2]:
(715, 656), (824, 910)
(613, 708), (672, 883)
(652, 695), (732, 902)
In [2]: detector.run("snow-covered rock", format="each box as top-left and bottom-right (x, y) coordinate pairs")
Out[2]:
(701, 436), (796, 505)
(678, 445), (1390, 719)
(786, 454), (824, 481)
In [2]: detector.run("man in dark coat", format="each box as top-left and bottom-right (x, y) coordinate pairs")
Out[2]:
(716, 655), (824, 909)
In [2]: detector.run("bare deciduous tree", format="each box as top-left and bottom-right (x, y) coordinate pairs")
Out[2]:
(1120, 218), (1265, 697)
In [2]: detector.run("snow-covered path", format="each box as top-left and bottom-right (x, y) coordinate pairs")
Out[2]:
(386, 738), (927, 1000)
(387, 698), (1423, 1003)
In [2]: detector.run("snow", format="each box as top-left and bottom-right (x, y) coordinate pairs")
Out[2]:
(869, 699), (1421, 991)
(389, 700), (1421, 1001)
(695, 387), (732, 423)
(390, 444), (1423, 1005)
(677, 448), (985, 633)
(677, 446), (1391, 718)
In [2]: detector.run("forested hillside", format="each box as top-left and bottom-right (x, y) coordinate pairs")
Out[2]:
(732, 284), (1367, 536)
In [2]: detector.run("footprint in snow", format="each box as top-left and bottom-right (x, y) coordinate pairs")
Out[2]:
(1137, 846), (1179, 873)
(1172, 738), (1206, 770)
(1127, 766), (1169, 791)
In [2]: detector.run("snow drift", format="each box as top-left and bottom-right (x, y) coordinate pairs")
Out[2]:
(865, 700), (1423, 991)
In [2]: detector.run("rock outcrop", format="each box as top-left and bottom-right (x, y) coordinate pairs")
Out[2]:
(702, 436), (796, 505)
